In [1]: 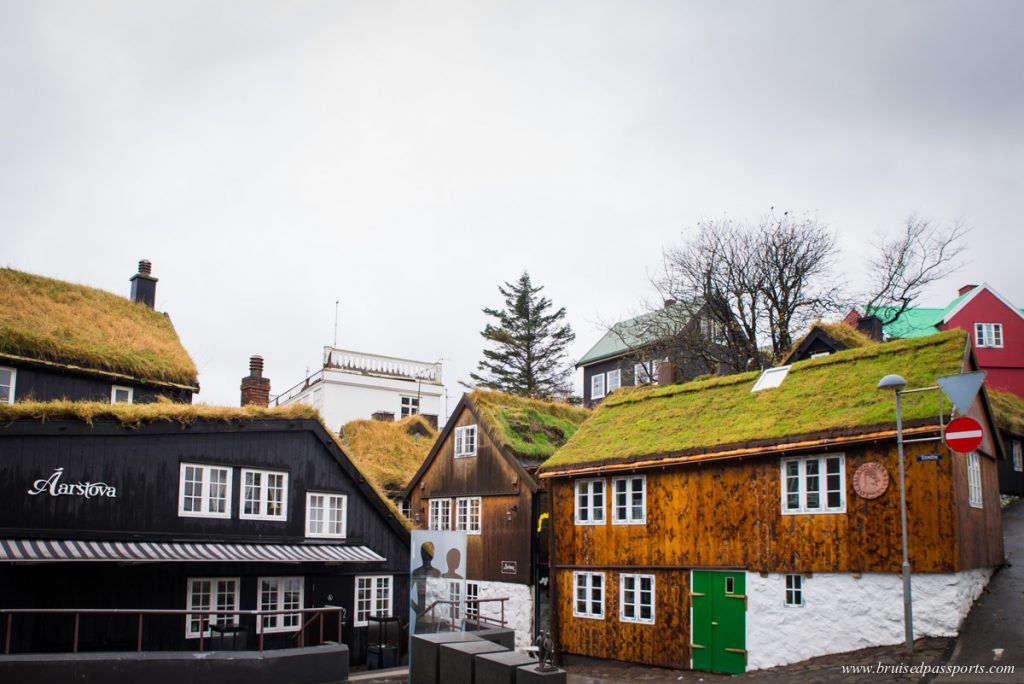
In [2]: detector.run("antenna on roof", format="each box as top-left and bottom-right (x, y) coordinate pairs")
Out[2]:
(334, 299), (339, 347)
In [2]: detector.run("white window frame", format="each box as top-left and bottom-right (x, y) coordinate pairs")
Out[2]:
(178, 463), (233, 519)
(606, 369), (622, 393)
(455, 496), (481, 534)
(785, 574), (804, 607)
(240, 468), (289, 521)
(591, 373), (606, 399)
(305, 492), (347, 538)
(111, 385), (134, 404)
(572, 571), (605, 619)
(781, 454), (846, 514)
(1013, 440), (1022, 473)
(612, 475), (646, 525)
(967, 451), (983, 508)
(448, 580), (463, 622)
(401, 396), (420, 417)
(574, 478), (606, 525)
(258, 576), (303, 634)
(429, 498), (452, 530)
(466, 581), (479, 620)
(619, 573), (655, 624)
(354, 575), (393, 627)
(454, 425), (477, 458)
(185, 577), (240, 638)
(974, 322), (1003, 348)
(0, 366), (16, 404)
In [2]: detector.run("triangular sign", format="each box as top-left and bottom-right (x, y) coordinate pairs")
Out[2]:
(937, 371), (987, 416)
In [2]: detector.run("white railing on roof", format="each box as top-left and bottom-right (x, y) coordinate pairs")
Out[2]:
(322, 347), (442, 383)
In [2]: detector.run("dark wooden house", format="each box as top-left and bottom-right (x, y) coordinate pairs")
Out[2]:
(990, 389), (1024, 497)
(781, 321), (879, 365)
(0, 402), (410, 665)
(0, 261), (199, 404)
(402, 390), (589, 649)
(576, 302), (736, 408)
(539, 330), (1003, 673)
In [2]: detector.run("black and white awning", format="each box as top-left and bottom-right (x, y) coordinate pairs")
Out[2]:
(0, 539), (385, 564)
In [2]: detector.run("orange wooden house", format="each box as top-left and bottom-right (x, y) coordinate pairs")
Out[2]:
(537, 329), (1004, 673)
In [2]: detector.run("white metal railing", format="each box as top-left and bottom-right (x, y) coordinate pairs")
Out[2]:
(322, 347), (442, 383)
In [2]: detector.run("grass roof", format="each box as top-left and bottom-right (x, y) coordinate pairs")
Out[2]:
(0, 268), (198, 387)
(989, 389), (1024, 436)
(0, 399), (413, 531)
(540, 330), (968, 472)
(342, 415), (438, 494)
(469, 390), (591, 463)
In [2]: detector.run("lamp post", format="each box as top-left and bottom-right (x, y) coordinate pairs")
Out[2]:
(877, 373), (913, 654)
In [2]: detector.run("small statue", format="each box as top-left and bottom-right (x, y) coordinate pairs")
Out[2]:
(533, 630), (556, 672)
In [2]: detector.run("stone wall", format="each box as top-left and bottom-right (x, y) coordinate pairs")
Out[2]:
(745, 569), (992, 670)
(472, 579), (534, 650)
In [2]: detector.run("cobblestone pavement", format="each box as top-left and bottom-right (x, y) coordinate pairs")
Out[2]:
(349, 637), (965, 683)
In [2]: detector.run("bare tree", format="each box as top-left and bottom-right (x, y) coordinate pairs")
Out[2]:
(609, 211), (845, 374)
(863, 214), (969, 325)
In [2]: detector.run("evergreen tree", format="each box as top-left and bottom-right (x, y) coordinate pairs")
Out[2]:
(470, 272), (575, 399)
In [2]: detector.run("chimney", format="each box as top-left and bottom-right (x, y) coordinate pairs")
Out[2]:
(371, 411), (395, 422)
(240, 355), (271, 407)
(657, 361), (678, 386)
(856, 314), (884, 342)
(958, 284), (977, 297)
(129, 259), (158, 309)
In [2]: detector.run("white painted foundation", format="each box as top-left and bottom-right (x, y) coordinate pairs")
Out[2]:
(745, 569), (992, 671)
(471, 579), (534, 650)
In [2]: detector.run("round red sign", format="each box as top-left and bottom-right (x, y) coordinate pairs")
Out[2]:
(944, 416), (984, 453)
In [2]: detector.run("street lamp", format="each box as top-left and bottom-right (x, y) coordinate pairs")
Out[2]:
(877, 373), (913, 654)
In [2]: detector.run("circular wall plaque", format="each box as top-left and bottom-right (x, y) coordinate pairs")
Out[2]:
(853, 461), (890, 500)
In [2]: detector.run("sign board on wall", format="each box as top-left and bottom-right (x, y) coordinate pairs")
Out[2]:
(501, 560), (517, 574)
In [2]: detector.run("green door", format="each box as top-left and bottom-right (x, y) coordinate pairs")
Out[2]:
(691, 570), (746, 674)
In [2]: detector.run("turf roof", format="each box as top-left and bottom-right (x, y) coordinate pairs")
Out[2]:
(989, 389), (1024, 436)
(0, 268), (198, 387)
(341, 415), (438, 494)
(469, 389), (590, 464)
(540, 330), (968, 472)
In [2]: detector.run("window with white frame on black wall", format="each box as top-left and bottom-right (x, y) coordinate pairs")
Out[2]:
(185, 577), (239, 637)
(178, 463), (232, 518)
(0, 366), (14, 403)
(591, 373), (606, 399)
(455, 496), (481, 533)
(111, 385), (133, 404)
(429, 498), (451, 530)
(305, 492), (346, 538)
(258, 577), (303, 633)
(354, 575), (393, 626)
(241, 468), (288, 520)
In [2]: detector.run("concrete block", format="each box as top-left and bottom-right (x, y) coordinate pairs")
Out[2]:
(516, 664), (567, 684)
(409, 632), (482, 684)
(438, 640), (507, 684)
(475, 650), (537, 684)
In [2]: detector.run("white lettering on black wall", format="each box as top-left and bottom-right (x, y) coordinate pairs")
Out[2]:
(27, 468), (117, 499)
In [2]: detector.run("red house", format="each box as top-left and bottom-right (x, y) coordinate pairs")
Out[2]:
(853, 284), (1024, 399)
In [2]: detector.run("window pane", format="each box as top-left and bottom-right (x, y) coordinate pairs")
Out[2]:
(804, 460), (820, 509)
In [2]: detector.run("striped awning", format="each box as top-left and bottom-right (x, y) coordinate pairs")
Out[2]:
(0, 539), (386, 564)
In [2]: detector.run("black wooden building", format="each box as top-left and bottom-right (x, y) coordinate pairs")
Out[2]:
(0, 405), (410, 665)
(0, 261), (199, 406)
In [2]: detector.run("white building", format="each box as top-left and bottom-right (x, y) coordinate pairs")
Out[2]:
(272, 347), (443, 433)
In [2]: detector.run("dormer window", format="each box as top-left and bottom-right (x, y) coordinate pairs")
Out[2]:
(455, 425), (477, 457)
(0, 367), (15, 404)
(111, 385), (134, 404)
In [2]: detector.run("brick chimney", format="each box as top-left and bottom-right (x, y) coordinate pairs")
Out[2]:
(240, 355), (271, 407)
(958, 284), (977, 297)
(129, 259), (158, 308)
(856, 314), (884, 342)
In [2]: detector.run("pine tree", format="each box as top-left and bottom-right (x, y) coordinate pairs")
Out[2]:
(470, 272), (576, 400)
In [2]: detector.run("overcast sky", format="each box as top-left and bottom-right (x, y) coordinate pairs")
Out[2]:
(2, 1), (1022, 413)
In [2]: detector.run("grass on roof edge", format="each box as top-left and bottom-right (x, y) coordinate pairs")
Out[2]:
(0, 399), (414, 531)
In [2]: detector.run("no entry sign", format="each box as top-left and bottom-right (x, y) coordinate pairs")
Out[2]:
(944, 416), (984, 453)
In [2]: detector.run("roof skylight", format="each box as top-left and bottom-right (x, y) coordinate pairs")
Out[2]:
(752, 365), (792, 392)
